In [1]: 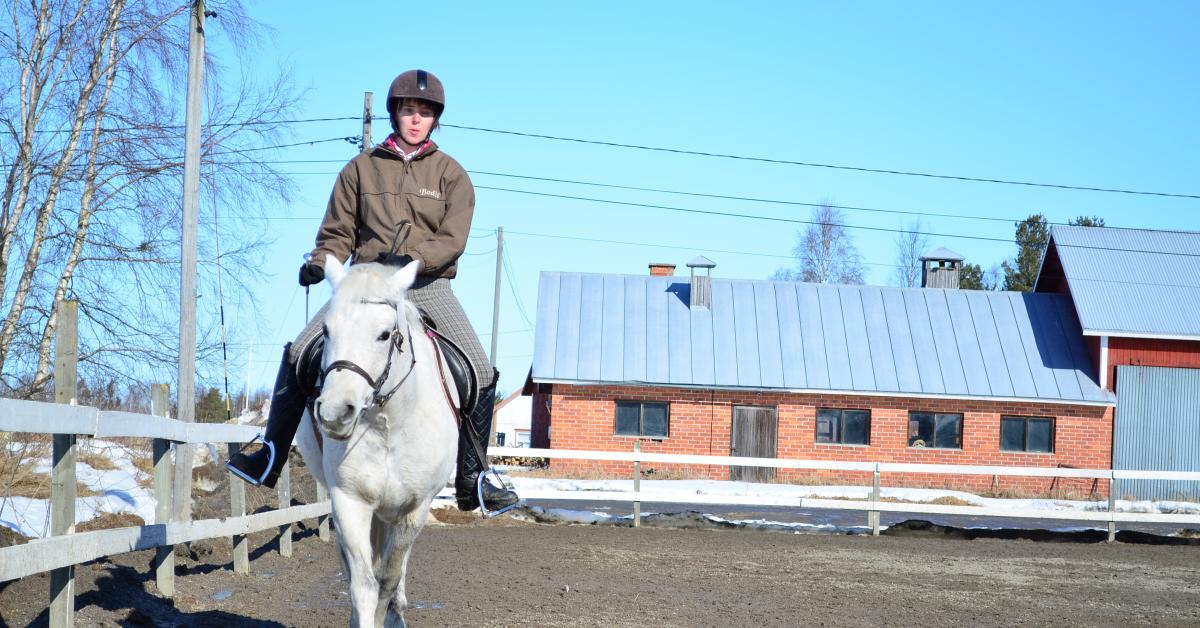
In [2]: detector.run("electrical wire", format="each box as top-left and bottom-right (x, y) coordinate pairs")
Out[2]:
(442, 123), (1200, 200)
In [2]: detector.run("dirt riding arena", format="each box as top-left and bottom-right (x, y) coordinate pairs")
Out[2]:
(3, 505), (1200, 627)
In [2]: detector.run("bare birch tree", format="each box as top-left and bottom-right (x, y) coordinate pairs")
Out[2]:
(773, 203), (865, 285)
(891, 219), (928, 287)
(1, 0), (298, 399)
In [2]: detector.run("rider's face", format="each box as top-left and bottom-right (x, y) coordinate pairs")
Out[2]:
(396, 99), (437, 146)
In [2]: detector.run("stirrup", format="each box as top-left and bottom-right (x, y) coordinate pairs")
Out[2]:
(477, 468), (520, 518)
(225, 434), (276, 487)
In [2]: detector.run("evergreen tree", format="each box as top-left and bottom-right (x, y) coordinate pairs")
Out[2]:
(1001, 214), (1049, 292)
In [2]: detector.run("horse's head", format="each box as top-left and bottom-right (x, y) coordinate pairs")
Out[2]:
(314, 254), (420, 440)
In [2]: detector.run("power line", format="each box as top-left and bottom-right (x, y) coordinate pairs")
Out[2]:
(475, 185), (1016, 244)
(443, 123), (1200, 201)
(500, 229), (906, 269)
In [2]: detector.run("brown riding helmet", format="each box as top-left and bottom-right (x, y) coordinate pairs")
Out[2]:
(387, 69), (445, 129)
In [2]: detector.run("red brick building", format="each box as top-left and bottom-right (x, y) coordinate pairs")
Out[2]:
(530, 251), (1117, 496)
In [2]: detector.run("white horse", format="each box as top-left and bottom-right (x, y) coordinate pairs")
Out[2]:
(293, 256), (459, 628)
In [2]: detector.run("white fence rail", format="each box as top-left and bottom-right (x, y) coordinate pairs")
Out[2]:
(0, 397), (331, 617)
(487, 446), (1200, 534)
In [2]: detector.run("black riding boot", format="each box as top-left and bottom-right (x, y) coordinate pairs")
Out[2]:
(226, 343), (309, 488)
(455, 372), (520, 512)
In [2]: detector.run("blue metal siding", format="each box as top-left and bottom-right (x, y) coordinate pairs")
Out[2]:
(774, 283), (808, 389)
(622, 277), (646, 382)
(1114, 366), (1200, 500)
(576, 275), (604, 381)
(644, 277), (670, 383)
(599, 275), (625, 382)
(754, 282), (785, 388)
(731, 281), (761, 386)
(531, 272), (1114, 405)
(532, 272), (560, 379)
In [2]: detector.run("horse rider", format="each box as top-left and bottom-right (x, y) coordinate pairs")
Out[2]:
(227, 69), (520, 514)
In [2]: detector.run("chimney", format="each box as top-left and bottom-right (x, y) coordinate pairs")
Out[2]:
(649, 262), (676, 276)
(686, 256), (716, 308)
(919, 247), (965, 289)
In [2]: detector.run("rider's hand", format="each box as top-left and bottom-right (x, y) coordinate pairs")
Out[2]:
(298, 261), (325, 286)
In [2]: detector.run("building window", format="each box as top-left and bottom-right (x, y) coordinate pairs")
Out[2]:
(615, 401), (669, 438)
(908, 412), (963, 449)
(1000, 416), (1054, 453)
(495, 433), (506, 446)
(816, 408), (870, 445)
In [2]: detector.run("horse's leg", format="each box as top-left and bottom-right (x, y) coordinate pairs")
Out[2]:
(332, 492), (381, 628)
(379, 505), (431, 628)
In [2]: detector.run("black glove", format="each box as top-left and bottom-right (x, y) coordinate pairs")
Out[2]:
(298, 261), (325, 286)
(379, 253), (414, 268)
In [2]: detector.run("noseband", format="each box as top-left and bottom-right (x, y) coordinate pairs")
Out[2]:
(321, 316), (417, 420)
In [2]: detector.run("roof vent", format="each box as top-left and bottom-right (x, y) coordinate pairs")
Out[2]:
(919, 246), (964, 289)
(686, 256), (716, 308)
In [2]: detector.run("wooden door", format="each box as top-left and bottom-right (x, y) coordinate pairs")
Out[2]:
(730, 406), (777, 482)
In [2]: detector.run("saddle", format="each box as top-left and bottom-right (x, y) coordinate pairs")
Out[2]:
(296, 310), (479, 419)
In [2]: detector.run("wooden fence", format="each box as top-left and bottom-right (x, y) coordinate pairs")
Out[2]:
(0, 397), (331, 627)
(487, 446), (1200, 537)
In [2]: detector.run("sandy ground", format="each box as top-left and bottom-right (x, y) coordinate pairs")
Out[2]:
(3, 504), (1200, 627)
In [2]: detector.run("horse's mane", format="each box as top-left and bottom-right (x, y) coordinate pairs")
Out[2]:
(334, 263), (422, 325)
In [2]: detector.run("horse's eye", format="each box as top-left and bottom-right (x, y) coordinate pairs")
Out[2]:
(377, 330), (390, 342)
(321, 325), (329, 337)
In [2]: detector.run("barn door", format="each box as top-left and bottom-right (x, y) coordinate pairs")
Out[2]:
(731, 406), (777, 482)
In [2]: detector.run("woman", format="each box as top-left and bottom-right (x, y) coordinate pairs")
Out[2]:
(227, 69), (519, 514)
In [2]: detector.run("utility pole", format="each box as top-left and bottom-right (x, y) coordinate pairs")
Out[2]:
(176, 0), (207, 523)
(361, 91), (372, 152)
(490, 227), (503, 366)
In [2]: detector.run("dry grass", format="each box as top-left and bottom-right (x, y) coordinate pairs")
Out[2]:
(816, 494), (976, 507)
(77, 512), (145, 533)
(79, 451), (119, 471)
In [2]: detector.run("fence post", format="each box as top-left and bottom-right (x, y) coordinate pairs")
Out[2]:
(50, 299), (78, 628)
(277, 460), (292, 557)
(151, 384), (175, 596)
(633, 440), (641, 528)
(869, 464), (881, 537)
(1107, 474), (1117, 543)
(316, 482), (331, 541)
(151, 386), (175, 597)
(227, 443), (249, 574)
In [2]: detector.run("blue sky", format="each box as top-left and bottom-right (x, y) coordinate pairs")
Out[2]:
(209, 1), (1199, 396)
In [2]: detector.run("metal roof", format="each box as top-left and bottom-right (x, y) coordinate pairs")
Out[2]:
(532, 272), (1114, 405)
(1042, 226), (1200, 339)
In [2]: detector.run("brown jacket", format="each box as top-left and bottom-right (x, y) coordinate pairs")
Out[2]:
(310, 140), (474, 279)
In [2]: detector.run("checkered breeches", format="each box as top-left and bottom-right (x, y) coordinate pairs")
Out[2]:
(288, 276), (494, 388)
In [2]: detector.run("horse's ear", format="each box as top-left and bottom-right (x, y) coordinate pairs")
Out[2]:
(388, 259), (421, 296)
(324, 254), (345, 289)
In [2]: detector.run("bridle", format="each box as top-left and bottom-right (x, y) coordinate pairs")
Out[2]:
(320, 301), (418, 425)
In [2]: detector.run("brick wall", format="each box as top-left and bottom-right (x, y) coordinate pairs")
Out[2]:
(540, 384), (1114, 497)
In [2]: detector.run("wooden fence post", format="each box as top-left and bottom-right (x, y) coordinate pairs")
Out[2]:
(1107, 475), (1117, 543)
(227, 443), (249, 574)
(50, 300), (78, 627)
(151, 384), (175, 596)
(869, 465), (881, 537)
(633, 440), (641, 528)
(277, 461), (292, 557)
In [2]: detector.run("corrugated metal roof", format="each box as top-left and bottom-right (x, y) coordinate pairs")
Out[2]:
(1047, 226), (1200, 338)
(532, 272), (1114, 405)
